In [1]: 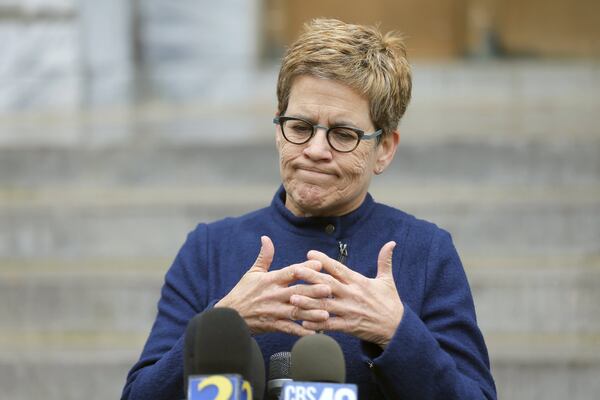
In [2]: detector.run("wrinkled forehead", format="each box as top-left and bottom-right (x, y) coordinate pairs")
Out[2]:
(284, 75), (374, 129)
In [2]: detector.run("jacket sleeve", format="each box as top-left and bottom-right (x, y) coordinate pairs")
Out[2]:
(121, 224), (213, 400)
(369, 229), (497, 400)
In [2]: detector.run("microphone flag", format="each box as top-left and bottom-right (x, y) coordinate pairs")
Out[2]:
(280, 381), (357, 400)
(188, 374), (254, 400)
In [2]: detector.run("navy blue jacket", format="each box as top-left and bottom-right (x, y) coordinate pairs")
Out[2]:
(122, 186), (496, 399)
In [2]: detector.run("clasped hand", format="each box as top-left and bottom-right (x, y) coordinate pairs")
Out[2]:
(216, 236), (403, 348)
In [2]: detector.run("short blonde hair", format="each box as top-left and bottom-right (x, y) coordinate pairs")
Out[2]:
(277, 18), (412, 135)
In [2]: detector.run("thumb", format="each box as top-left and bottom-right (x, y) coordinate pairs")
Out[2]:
(376, 241), (396, 280)
(250, 235), (275, 272)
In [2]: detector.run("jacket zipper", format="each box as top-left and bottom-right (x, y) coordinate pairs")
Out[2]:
(337, 242), (348, 264)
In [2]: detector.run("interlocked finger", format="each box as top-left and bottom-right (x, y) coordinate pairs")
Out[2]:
(270, 319), (316, 336)
(302, 317), (348, 333)
(290, 294), (339, 314)
(307, 250), (361, 284)
(272, 261), (323, 284)
(265, 303), (329, 323)
(292, 266), (345, 294)
(284, 283), (331, 300)
(290, 305), (329, 322)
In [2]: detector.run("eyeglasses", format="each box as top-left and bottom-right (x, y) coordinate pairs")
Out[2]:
(273, 116), (383, 153)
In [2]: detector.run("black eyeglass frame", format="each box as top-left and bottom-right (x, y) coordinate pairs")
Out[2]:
(273, 116), (383, 153)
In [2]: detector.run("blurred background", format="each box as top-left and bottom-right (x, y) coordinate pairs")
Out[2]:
(1, 0), (599, 399)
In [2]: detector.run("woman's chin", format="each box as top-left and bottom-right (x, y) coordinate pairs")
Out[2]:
(286, 185), (333, 216)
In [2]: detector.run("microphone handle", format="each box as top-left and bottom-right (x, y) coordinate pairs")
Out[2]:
(267, 378), (292, 400)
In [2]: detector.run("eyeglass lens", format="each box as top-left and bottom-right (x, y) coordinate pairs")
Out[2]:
(282, 119), (360, 152)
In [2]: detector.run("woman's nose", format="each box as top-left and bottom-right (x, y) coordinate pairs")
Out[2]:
(303, 127), (333, 160)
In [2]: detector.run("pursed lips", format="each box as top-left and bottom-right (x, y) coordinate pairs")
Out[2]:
(295, 165), (337, 176)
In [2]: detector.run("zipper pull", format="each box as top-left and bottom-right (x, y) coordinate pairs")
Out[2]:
(337, 242), (348, 264)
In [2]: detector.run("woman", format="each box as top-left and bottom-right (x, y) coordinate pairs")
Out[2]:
(122, 19), (496, 400)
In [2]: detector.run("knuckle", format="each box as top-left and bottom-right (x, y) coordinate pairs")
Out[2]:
(299, 285), (311, 296)
(290, 306), (299, 320)
(344, 319), (352, 332)
(273, 321), (283, 333)
(285, 323), (295, 335)
(335, 263), (344, 274)
(291, 284), (300, 296)
(314, 310), (327, 321)
(258, 313), (272, 324)
(321, 284), (333, 296)
(320, 298), (329, 310)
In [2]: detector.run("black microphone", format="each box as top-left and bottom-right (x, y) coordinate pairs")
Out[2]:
(183, 307), (264, 399)
(249, 337), (266, 400)
(280, 334), (357, 400)
(183, 307), (252, 383)
(267, 352), (292, 400)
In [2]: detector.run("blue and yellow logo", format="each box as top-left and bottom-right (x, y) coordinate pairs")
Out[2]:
(188, 374), (253, 400)
(241, 380), (253, 400)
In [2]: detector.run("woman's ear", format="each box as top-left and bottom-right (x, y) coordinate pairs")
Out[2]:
(374, 129), (400, 175)
(274, 110), (283, 145)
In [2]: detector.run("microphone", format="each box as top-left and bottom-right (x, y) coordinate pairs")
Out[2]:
(291, 334), (345, 383)
(281, 334), (358, 400)
(267, 352), (292, 400)
(184, 307), (265, 399)
(249, 337), (266, 400)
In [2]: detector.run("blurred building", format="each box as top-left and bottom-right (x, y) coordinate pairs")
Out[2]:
(0, 0), (599, 112)
(271, 0), (600, 59)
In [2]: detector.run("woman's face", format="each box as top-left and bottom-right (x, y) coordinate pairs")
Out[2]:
(276, 75), (399, 217)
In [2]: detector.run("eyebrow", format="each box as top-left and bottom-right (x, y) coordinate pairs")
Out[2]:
(286, 113), (362, 129)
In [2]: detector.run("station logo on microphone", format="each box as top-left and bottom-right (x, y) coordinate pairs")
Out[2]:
(188, 374), (253, 400)
(281, 381), (358, 400)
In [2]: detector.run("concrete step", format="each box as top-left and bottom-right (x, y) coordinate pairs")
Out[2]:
(0, 344), (135, 400)
(1, 256), (598, 335)
(0, 258), (165, 333)
(1, 184), (598, 258)
(1, 61), (598, 146)
(0, 260), (151, 399)
(488, 333), (600, 400)
(468, 259), (600, 334)
(0, 332), (598, 400)
(1, 133), (599, 187)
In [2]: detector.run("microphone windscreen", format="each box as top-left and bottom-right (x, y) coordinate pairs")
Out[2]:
(268, 352), (291, 381)
(267, 352), (291, 400)
(290, 334), (345, 383)
(183, 313), (196, 383)
(183, 307), (252, 383)
(249, 337), (266, 400)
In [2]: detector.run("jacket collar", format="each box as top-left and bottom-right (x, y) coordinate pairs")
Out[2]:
(270, 185), (376, 239)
